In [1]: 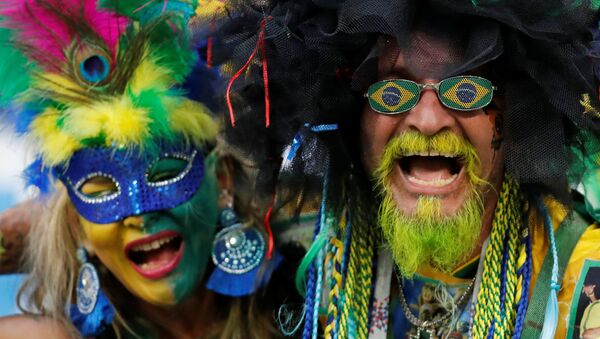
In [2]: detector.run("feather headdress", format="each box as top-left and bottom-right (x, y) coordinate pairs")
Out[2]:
(0, 0), (217, 169)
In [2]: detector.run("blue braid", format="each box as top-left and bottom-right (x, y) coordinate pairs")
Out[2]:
(537, 199), (560, 339)
(512, 231), (532, 339)
(303, 175), (330, 339)
(312, 246), (325, 339)
(302, 214), (322, 339)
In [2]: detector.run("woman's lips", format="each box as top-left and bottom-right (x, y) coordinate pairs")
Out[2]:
(125, 230), (184, 279)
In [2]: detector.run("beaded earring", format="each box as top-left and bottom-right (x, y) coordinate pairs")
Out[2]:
(69, 248), (115, 337)
(206, 190), (280, 296)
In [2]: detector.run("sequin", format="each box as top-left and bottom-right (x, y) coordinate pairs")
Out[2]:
(59, 143), (205, 224)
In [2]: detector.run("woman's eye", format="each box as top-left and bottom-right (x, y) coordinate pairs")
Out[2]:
(79, 176), (118, 198)
(146, 157), (189, 184)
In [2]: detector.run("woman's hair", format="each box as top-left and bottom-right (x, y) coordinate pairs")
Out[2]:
(17, 186), (86, 337)
(17, 178), (283, 338)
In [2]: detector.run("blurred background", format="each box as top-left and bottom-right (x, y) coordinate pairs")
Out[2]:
(0, 131), (31, 317)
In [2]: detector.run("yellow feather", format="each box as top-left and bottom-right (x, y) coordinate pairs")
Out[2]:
(103, 96), (151, 146)
(34, 73), (88, 103)
(63, 104), (109, 141)
(168, 98), (218, 145)
(129, 55), (175, 94)
(195, 0), (227, 19)
(29, 108), (81, 166)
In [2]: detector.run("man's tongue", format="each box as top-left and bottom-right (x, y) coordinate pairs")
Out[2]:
(404, 156), (455, 181)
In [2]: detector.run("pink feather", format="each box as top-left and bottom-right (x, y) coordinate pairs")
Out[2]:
(0, 0), (127, 72)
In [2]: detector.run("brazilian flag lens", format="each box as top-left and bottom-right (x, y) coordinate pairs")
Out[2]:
(366, 76), (494, 114)
(438, 76), (494, 111)
(366, 79), (420, 114)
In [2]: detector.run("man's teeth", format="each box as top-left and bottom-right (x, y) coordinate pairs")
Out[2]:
(407, 174), (458, 187)
(131, 236), (175, 252)
(403, 151), (457, 157)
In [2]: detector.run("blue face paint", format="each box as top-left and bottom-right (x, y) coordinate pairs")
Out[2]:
(58, 143), (204, 224)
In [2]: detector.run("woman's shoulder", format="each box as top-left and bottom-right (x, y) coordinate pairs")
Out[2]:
(0, 315), (72, 339)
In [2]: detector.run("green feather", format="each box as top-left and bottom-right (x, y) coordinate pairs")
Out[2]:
(0, 27), (34, 106)
(99, 0), (198, 23)
(130, 88), (174, 142)
(146, 18), (197, 82)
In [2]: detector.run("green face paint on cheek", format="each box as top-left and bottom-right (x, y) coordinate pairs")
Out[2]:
(159, 153), (220, 302)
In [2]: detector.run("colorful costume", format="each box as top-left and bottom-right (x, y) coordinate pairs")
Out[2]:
(211, 1), (600, 338)
(0, 0), (221, 336)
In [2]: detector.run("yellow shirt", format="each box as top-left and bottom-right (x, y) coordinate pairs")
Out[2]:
(580, 300), (600, 338)
(528, 200), (600, 338)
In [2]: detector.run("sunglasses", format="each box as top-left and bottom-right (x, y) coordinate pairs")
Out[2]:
(364, 76), (497, 114)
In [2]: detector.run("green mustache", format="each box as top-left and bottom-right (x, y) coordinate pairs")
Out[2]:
(373, 130), (488, 276)
(373, 130), (483, 188)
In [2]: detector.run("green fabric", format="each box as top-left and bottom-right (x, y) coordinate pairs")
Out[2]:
(521, 211), (590, 337)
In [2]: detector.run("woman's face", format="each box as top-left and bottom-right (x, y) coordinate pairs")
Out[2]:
(73, 152), (220, 305)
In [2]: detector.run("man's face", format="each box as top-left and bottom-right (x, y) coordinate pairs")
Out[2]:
(361, 45), (505, 275)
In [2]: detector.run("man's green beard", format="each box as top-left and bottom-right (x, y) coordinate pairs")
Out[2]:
(374, 130), (486, 277)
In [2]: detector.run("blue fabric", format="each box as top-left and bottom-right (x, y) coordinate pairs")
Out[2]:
(206, 251), (283, 297)
(0, 274), (25, 317)
(69, 289), (115, 337)
(23, 157), (52, 194)
(58, 143), (204, 224)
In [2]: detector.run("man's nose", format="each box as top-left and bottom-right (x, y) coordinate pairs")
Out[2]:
(403, 88), (455, 136)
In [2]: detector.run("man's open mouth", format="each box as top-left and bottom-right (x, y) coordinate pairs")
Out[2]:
(125, 230), (184, 279)
(398, 151), (464, 188)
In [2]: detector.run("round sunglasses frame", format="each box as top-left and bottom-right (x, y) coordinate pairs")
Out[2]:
(364, 75), (498, 115)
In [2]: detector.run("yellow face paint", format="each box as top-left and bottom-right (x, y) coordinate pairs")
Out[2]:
(78, 154), (220, 306)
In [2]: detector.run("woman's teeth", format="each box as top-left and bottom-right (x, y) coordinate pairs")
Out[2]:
(130, 235), (176, 252)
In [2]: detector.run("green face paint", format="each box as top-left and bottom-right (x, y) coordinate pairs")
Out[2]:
(143, 152), (220, 302)
(374, 130), (486, 277)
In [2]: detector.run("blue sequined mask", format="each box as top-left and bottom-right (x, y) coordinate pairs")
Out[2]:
(58, 144), (204, 224)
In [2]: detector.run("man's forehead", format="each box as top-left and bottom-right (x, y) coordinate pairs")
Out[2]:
(379, 34), (472, 79)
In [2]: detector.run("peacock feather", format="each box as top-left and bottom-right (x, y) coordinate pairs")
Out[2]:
(0, 0), (217, 167)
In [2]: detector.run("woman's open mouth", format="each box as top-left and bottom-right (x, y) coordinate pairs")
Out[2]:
(125, 230), (184, 279)
(398, 151), (465, 193)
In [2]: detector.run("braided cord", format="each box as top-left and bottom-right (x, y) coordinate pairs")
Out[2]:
(312, 244), (325, 339)
(302, 214), (321, 339)
(338, 211), (374, 339)
(354, 222), (374, 339)
(512, 230), (532, 339)
(473, 177), (522, 338)
(325, 236), (344, 339)
(337, 220), (359, 339)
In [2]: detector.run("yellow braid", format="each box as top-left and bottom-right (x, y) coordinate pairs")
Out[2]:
(338, 225), (358, 339)
(472, 177), (522, 338)
(354, 223), (374, 339)
(325, 237), (344, 339)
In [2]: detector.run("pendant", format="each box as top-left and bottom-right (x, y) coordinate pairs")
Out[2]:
(410, 326), (439, 339)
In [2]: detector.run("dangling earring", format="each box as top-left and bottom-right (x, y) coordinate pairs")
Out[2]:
(206, 190), (280, 297)
(69, 248), (115, 337)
